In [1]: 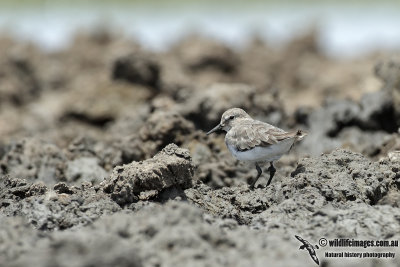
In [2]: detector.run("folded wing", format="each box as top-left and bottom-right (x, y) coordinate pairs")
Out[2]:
(231, 121), (296, 151)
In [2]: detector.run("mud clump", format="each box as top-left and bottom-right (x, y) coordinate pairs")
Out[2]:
(301, 90), (398, 156)
(375, 58), (400, 126)
(0, 139), (66, 185)
(175, 36), (239, 74)
(139, 111), (196, 151)
(0, 177), (47, 205)
(106, 110), (197, 165)
(103, 144), (194, 205)
(65, 157), (108, 184)
(291, 149), (390, 204)
(0, 56), (41, 106)
(0, 138), (110, 186)
(112, 52), (161, 90)
(0, 177), (120, 231)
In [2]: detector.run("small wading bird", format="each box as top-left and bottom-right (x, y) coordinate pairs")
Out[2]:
(207, 108), (306, 189)
(295, 235), (320, 265)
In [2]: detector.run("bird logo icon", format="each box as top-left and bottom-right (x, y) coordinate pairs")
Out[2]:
(295, 235), (320, 265)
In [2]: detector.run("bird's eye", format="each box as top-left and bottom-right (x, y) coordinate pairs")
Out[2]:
(229, 115), (235, 120)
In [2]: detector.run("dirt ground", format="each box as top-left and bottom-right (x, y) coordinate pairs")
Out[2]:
(1, 28), (400, 267)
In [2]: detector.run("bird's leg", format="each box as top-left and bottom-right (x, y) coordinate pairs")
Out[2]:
(266, 162), (276, 186)
(249, 163), (262, 189)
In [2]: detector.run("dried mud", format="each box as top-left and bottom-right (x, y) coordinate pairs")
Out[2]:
(1, 29), (400, 267)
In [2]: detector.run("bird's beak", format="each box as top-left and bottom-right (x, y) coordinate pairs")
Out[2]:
(206, 124), (222, 135)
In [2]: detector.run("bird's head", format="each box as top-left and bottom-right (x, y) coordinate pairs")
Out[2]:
(206, 108), (250, 135)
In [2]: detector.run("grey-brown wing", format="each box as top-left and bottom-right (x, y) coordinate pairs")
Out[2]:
(231, 121), (294, 151)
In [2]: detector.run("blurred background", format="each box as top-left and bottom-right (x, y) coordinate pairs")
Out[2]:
(1, 0), (400, 57)
(1, 0), (400, 160)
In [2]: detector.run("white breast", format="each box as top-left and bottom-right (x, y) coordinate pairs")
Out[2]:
(226, 138), (295, 163)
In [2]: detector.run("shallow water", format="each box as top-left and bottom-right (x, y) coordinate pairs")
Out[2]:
(0, 2), (400, 58)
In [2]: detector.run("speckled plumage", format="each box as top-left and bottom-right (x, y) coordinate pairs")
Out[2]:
(225, 118), (298, 152)
(207, 108), (307, 188)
